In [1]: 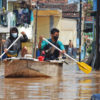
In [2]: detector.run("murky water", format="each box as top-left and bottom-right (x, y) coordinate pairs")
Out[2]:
(0, 61), (100, 100)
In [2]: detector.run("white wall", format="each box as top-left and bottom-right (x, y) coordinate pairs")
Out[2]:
(59, 18), (77, 47)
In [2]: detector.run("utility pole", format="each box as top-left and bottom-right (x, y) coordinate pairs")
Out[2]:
(79, 0), (82, 61)
(95, 0), (100, 69)
(33, 1), (39, 58)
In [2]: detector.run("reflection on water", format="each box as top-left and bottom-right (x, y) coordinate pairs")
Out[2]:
(2, 78), (61, 100)
(0, 62), (100, 100)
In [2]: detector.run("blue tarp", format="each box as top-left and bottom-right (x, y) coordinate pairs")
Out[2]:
(91, 94), (100, 100)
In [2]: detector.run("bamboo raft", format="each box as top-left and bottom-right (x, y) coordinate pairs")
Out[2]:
(4, 58), (63, 78)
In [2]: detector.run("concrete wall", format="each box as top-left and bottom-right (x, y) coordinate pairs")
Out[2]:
(35, 16), (61, 42)
(33, 9), (62, 43)
(33, 10), (77, 48)
(59, 18), (77, 47)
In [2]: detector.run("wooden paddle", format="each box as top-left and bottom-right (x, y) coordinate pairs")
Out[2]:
(43, 38), (92, 74)
(0, 36), (21, 59)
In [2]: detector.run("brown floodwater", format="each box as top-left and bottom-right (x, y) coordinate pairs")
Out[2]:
(0, 61), (100, 100)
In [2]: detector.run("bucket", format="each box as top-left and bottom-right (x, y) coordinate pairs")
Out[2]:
(38, 56), (44, 61)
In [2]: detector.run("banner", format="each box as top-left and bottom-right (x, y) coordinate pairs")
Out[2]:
(93, 0), (97, 11)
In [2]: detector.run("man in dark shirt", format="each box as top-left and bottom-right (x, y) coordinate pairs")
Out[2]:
(38, 28), (65, 60)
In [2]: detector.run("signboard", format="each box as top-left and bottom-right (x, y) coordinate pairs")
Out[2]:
(93, 0), (97, 11)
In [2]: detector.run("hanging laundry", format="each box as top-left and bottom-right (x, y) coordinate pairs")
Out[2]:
(7, 12), (16, 27)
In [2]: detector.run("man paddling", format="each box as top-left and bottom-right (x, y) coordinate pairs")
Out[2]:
(38, 28), (65, 60)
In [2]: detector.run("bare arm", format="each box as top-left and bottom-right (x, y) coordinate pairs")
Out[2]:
(62, 50), (66, 54)
(20, 31), (28, 42)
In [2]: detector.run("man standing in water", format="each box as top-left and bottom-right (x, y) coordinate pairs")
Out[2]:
(68, 40), (73, 56)
(38, 28), (65, 60)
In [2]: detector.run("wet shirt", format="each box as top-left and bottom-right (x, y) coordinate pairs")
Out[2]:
(41, 38), (65, 50)
(40, 39), (65, 60)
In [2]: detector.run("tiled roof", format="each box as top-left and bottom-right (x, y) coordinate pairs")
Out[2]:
(32, 2), (93, 20)
(38, 3), (79, 18)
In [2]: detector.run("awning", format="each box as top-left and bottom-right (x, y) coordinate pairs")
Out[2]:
(33, 9), (62, 17)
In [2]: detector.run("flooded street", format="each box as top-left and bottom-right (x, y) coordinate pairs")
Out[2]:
(0, 62), (100, 100)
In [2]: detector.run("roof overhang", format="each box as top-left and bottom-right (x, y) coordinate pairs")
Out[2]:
(33, 8), (62, 17)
